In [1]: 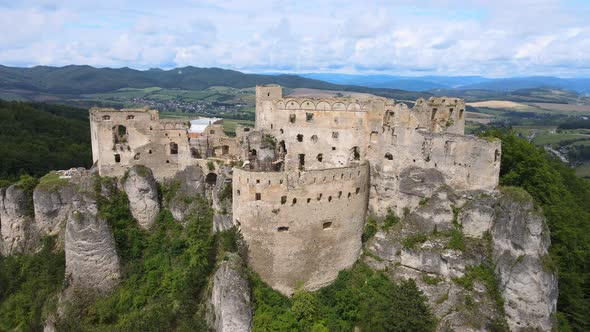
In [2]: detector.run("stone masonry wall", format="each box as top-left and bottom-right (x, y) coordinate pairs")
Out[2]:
(233, 163), (369, 295)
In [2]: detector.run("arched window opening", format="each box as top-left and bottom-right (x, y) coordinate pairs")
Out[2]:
(385, 153), (393, 160)
(112, 125), (128, 144)
(169, 142), (178, 155)
(311, 135), (318, 143)
(114, 154), (121, 163)
(206, 173), (218, 185)
(494, 149), (500, 162)
(317, 153), (323, 162)
(297, 134), (303, 142)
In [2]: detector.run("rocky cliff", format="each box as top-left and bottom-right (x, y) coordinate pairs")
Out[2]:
(33, 180), (75, 246)
(64, 178), (120, 293)
(0, 184), (36, 255)
(122, 165), (159, 230)
(366, 184), (557, 331)
(211, 254), (253, 332)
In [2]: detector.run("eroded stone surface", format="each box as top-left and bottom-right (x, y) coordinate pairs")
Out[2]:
(65, 185), (120, 293)
(492, 190), (557, 331)
(366, 186), (557, 331)
(123, 165), (159, 230)
(33, 182), (75, 245)
(0, 185), (36, 255)
(211, 255), (252, 332)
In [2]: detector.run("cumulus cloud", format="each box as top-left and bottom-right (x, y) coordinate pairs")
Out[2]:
(0, 0), (588, 76)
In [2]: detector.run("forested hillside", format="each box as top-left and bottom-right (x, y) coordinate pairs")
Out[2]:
(0, 100), (92, 183)
(481, 129), (590, 331)
(0, 65), (428, 101)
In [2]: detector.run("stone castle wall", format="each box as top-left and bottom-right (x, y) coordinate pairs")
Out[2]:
(89, 108), (241, 180)
(88, 85), (501, 296)
(233, 163), (369, 295)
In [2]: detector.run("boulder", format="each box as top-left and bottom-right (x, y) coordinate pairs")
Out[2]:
(123, 165), (159, 230)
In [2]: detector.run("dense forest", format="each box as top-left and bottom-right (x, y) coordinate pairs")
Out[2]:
(0, 100), (92, 184)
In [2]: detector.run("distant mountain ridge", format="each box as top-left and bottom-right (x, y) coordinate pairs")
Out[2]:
(300, 73), (590, 94)
(0, 65), (427, 100)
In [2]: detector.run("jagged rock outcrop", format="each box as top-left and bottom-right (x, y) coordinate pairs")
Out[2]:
(123, 165), (159, 230)
(491, 188), (558, 331)
(65, 181), (120, 293)
(211, 166), (234, 233)
(33, 182), (75, 243)
(0, 185), (37, 255)
(366, 183), (557, 331)
(168, 165), (205, 222)
(211, 255), (252, 332)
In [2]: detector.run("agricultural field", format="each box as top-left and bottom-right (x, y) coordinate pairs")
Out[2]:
(510, 125), (590, 179)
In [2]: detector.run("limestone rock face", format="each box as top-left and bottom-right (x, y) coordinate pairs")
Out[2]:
(492, 190), (558, 331)
(211, 256), (252, 332)
(211, 166), (234, 233)
(33, 183), (75, 240)
(168, 165), (205, 222)
(65, 188), (120, 292)
(369, 165), (447, 218)
(123, 166), (159, 230)
(0, 185), (36, 255)
(366, 185), (557, 331)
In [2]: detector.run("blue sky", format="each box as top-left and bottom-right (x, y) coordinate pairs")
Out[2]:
(0, 0), (589, 77)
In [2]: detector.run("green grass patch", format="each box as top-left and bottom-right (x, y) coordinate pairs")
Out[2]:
(402, 233), (428, 249)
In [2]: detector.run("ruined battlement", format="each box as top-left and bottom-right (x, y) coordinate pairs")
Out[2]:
(90, 85), (500, 296)
(233, 163), (369, 295)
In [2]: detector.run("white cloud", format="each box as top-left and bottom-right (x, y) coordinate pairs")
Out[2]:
(0, 0), (589, 76)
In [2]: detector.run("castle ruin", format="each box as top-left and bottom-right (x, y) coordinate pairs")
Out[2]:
(90, 85), (500, 295)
